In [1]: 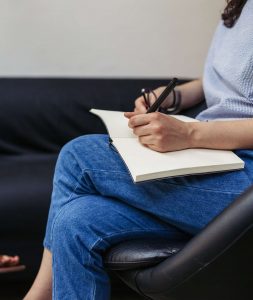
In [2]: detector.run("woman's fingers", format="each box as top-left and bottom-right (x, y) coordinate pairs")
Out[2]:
(124, 111), (137, 119)
(128, 113), (153, 128)
(134, 97), (148, 113)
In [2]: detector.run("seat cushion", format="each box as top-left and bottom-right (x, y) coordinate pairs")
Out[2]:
(104, 238), (187, 271)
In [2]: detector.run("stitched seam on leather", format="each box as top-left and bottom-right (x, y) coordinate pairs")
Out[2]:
(106, 259), (169, 265)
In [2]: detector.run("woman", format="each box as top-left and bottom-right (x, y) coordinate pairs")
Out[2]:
(25, 0), (253, 299)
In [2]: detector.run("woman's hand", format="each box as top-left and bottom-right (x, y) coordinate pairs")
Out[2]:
(132, 86), (175, 114)
(124, 112), (194, 152)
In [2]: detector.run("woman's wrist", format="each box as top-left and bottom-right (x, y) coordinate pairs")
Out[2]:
(187, 120), (247, 150)
(166, 89), (182, 113)
(159, 88), (182, 114)
(187, 119), (253, 150)
(187, 122), (202, 148)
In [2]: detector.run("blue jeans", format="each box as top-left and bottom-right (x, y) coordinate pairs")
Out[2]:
(44, 134), (253, 300)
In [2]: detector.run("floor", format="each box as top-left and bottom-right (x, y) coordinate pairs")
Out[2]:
(0, 251), (144, 300)
(0, 281), (143, 300)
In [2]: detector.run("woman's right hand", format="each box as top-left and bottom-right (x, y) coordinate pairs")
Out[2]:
(125, 79), (204, 119)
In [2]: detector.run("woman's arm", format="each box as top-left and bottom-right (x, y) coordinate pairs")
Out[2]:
(125, 113), (253, 152)
(177, 79), (204, 111)
(190, 119), (253, 150)
(126, 78), (253, 152)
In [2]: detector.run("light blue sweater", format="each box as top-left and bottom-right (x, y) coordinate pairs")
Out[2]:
(196, 0), (253, 121)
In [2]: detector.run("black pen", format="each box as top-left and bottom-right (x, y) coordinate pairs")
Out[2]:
(146, 78), (178, 113)
(141, 88), (150, 109)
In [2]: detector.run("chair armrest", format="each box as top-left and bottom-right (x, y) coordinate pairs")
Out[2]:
(134, 184), (253, 292)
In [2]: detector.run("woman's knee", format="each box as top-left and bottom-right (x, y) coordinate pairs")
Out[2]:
(51, 198), (95, 249)
(50, 196), (117, 253)
(54, 134), (108, 176)
(58, 134), (106, 162)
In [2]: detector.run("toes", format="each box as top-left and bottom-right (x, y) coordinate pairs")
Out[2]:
(0, 255), (20, 267)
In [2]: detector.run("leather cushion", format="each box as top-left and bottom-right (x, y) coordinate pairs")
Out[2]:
(104, 238), (186, 270)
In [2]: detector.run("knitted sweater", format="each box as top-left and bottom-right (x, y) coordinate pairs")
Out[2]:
(196, 0), (253, 121)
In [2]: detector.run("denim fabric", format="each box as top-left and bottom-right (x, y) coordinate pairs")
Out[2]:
(44, 134), (253, 300)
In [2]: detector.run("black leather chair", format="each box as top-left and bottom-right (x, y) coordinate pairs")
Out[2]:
(105, 184), (253, 300)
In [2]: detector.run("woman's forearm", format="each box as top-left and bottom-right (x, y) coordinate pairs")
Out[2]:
(189, 119), (253, 150)
(178, 79), (205, 111)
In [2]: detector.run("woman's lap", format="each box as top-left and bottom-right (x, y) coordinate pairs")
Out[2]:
(44, 134), (253, 249)
(43, 134), (253, 299)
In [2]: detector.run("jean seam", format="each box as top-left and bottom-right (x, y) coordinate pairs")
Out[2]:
(50, 168), (88, 245)
(82, 168), (130, 181)
(80, 168), (244, 195)
(89, 228), (180, 251)
(51, 196), (95, 300)
(88, 250), (96, 300)
(83, 168), (127, 174)
(49, 168), (128, 248)
(83, 169), (242, 194)
(161, 181), (243, 195)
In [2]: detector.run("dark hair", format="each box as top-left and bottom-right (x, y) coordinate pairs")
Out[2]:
(222, 0), (247, 27)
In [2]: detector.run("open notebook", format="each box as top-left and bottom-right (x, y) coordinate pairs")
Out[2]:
(91, 109), (244, 183)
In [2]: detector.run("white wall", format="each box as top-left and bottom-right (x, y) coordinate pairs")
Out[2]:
(0, 0), (223, 78)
